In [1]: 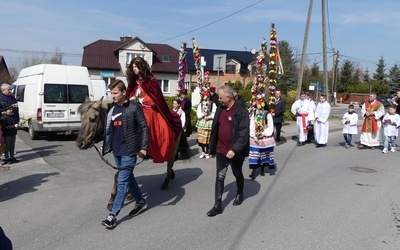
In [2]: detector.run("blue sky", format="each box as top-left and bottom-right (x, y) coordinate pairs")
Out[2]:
(1, 0), (400, 73)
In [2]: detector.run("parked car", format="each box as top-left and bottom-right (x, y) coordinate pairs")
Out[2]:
(376, 96), (392, 108)
(359, 97), (392, 108)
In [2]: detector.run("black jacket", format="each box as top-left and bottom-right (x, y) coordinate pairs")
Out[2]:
(0, 114), (17, 137)
(0, 93), (19, 124)
(272, 98), (286, 123)
(102, 101), (149, 156)
(209, 101), (250, 158)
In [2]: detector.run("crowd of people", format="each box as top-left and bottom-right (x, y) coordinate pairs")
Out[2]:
(7, 56), (400, 233)
(289, 91), (400, 155)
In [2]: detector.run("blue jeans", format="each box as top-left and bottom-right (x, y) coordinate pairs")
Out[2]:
(111, 155), (143, 216)
(383, 135), (397, 149)
(343, 133), (353, 145)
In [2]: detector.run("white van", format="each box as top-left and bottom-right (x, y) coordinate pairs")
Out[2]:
(90, 79), (110, 101)
(13, 64), (94, 140)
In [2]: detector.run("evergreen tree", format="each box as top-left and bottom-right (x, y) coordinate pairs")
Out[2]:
(352, 68), (362, 85)
(363, 68), (371, 83)
(276, 40), (298, 94)
(373, 56), (387, 82)
(337, 59), (354, 93)
(388, 64), (400, 94)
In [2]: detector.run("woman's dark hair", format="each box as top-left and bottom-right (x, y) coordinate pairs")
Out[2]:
(126, 57), (153, 90)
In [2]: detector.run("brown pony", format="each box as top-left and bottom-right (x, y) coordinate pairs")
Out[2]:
(75, 98), (192, 206)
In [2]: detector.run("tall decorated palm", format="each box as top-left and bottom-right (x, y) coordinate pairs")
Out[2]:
(249, 38), (268, 138)
(177, 42), (188, 94)
(267, 23), (284, 112)
(192, 38), (210, 100)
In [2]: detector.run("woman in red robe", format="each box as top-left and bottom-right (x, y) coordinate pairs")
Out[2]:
(126, 57), (183, 163)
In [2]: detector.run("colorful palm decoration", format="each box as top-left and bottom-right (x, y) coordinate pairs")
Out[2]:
(177, 42), (188, 94)
(267, 23), (283, 112)
(192, 38), (210, 101)
(249, 38), (268, 138)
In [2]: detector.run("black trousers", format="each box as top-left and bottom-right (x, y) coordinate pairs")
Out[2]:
(215, 153), (245, 195)
(273, 122), (282, 142)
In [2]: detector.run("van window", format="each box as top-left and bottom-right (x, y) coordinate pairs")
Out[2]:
(44, 84), (89, 103)
(69, 85), (89, 103)
(16, 85), (26, 102)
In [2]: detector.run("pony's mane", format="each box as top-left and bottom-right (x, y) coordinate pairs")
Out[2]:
(78, 100), (111, 114)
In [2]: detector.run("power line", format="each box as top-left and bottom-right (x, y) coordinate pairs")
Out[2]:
(0, 48), (82, 57)
(156, 0), (264, 43)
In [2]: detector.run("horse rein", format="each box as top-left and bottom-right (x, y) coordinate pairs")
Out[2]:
(93, 144), (144, 170)
(89, 105), (144, 170)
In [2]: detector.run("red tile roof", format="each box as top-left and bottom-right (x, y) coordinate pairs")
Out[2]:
(81, 38), (179, 73)
(82, 39), (124, 70)
(147, 43), (179, 73)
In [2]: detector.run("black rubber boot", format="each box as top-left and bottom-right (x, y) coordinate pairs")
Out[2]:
(249, 169), (256, 179)
(207, 179), (224, 217)
(260, 166), (265, 176)
(232, 194), (243, 206)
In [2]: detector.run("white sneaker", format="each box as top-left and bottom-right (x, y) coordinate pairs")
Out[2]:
(391, 148), (396, 153)
(199, 152), (205, 159)
(205, 154), (210, 159)
(382, 148), (388, 154)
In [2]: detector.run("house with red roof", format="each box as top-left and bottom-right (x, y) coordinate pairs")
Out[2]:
(0, 56), (11, 84)
(82, 35), (258, 98)
(81, 36), (183, 96)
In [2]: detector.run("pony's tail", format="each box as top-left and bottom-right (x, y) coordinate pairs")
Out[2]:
(178, 132), (193, 160)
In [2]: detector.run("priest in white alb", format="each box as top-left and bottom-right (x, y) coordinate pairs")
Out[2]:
(358, 93), (385, 150)
(314, 94), (331, 147)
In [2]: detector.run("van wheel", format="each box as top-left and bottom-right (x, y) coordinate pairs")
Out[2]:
(28, 122), (39, 140)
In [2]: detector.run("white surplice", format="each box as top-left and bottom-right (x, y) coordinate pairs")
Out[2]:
(314, 101), (331, 144)
(342, 111), (358, 135)
(291, 98), (313, 142)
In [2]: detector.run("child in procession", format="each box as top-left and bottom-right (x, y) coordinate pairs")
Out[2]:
(382, 105), (400, 154)
(342, 104), (358, 149)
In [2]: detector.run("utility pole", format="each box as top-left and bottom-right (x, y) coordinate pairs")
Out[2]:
(331, 50), (339, 105)
(331, 48), (336, 104)
(296, 0), (314, 99)
(321, 0), (329, 98)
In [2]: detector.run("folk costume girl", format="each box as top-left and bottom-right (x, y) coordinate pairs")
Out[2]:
(196, 93), (217, 159)
(248, 110), (275, 179)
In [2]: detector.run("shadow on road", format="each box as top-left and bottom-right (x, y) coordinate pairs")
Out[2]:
(117, 167), (203, 224)
(0, 172), (59, 202)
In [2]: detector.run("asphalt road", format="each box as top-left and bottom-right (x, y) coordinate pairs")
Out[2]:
(2, 122), (400, 249)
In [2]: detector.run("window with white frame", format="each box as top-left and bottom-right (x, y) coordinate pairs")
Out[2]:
(158, 79), (170, 93)
(225, 65), (236, 74)
(126, 53), (145, 65)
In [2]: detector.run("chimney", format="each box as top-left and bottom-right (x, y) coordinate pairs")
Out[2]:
(120, 33), (133, 42)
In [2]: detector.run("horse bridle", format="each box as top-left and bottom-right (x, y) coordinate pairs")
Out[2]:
(89, 105), (144, 170)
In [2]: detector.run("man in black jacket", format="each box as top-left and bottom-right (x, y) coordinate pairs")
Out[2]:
(101, 80), (149, 229)
(271, 90), (286, 146)
(207, 85), (250, 217)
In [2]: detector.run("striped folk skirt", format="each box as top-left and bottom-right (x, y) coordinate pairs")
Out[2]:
(196, 118), (213, 146)
(248, 145), (274, 169)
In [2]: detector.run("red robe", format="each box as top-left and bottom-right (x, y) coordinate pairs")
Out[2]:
(126, 77), (182, 140)
(361, 100), (382, 133)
